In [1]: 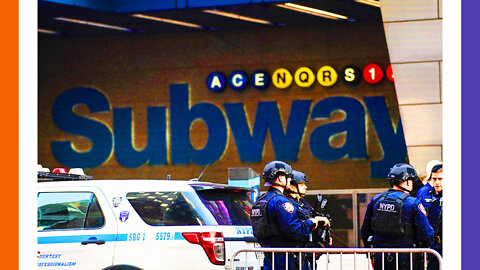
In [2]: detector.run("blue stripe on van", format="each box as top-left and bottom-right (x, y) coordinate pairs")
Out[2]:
(174, 232), (184, 240)
(38, 234), (129, 244)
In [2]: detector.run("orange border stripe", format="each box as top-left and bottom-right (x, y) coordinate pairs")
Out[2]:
(2, 0), (19, 268)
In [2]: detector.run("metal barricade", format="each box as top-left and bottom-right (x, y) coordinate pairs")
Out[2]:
(229, 247), (442, 270)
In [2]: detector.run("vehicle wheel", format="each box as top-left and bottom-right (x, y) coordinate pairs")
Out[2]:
(102, 265), (143, 270)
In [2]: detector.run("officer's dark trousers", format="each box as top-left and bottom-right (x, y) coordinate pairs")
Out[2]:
(302, 252), (322, 270)
(374, 253), (423, 270)
(263, 252), (300, 270)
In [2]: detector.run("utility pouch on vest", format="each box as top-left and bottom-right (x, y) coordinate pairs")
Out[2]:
(251, 193), (280, 239)
(372, 193), (413, 236)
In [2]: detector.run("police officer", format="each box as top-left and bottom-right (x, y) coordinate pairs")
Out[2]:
(285, 170), (330, 270)
(251, 161), (330, 270)
(414, 160), (442, 197)
(287, 171), (314, 216)
(287, 170), (332, 246)
(417, 163), (443, 270)
(361, 163), (434, 270)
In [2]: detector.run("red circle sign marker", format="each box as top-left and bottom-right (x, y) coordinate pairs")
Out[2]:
(386, 64), (394, 82)
(363, 63), (384, 84)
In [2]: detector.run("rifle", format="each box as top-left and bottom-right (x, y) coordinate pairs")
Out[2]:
(313, 194), (332, 247)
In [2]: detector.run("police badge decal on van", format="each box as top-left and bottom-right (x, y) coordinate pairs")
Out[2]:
(113, 197), (122, 207)
(119, 211), (129, 222)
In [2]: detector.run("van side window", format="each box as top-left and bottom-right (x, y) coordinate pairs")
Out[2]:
(85, 195), (105, 229)
(127, 192), (203, 226)
(37, 192), (105, 231)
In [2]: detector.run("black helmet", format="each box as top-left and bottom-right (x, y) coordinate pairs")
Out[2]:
(387, 163), (419, 187)
(262, 161), (293, 184)
(291, 170), (308, 185)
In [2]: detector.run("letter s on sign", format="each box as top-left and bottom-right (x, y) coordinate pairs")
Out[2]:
(51, 87), (113, 169)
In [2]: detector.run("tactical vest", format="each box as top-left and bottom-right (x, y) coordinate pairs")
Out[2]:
(250, 192), (282, 240)
(372, 192), (414, 237)
(296, 203), (311, 220)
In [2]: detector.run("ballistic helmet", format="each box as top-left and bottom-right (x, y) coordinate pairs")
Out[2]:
(262, 161), (293, 184)
(387, 163), (419, 187)
(291, 170), (308, 185)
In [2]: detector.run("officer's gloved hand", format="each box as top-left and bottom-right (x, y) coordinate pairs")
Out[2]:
(309, 216), (330, 229)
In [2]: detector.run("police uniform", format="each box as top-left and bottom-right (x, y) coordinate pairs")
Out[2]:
(361, 189), (434, 270)
(298, 198), (314, 217)
(288, 197), (313, 237)
(290, 197), (324, 270)
(252, 188), (316, 270)
(417, 184), (442, 270)
(286, 169), (326, 270)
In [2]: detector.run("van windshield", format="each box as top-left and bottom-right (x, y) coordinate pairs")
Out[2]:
(195, 189), (252, 225)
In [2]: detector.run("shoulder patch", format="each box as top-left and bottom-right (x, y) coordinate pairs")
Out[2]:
(282, 202), (295, 213)
(418, 203), (427, 216)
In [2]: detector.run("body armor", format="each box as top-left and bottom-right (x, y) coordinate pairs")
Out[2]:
(372, 192), (413, 237)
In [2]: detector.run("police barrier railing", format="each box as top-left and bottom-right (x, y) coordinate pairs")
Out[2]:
(229, 247), (442, 270)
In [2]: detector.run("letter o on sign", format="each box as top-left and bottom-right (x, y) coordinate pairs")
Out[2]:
(363, 63), (384, 84)
(229, 71), (248, 91)
(206, 72), (226, 92)
(294, 67), (315, 88)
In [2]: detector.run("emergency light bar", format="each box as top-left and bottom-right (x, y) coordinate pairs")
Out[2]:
(37, 166), (93, 182)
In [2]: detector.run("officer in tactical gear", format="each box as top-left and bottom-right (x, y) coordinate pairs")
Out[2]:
(285, 170), (330, 270)
(360, 163), (434, 270)
(417, 163), (443, 270)
(286, 171), (314, 218)
(251, 161), (330, 270)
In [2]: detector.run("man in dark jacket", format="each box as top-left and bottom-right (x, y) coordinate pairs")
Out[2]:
(417, 163), (443, 270)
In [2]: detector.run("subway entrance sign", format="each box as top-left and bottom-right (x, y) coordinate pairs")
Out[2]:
(39, 19), (400, 189)
(52, 83), (406, 179)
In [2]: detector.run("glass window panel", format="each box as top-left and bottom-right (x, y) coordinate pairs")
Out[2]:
(85, 195), (105, 229)
(38, 192), (100, 231)
(357, 192), (382, 247)
(127, 191), (204, 226)
(195, 189), (253, 225)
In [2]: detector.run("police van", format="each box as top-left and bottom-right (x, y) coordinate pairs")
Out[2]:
(37, 167), (260, 270)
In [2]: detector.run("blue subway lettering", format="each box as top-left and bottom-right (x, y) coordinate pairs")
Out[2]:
(364, 96), (407, 178)
(113, 106), (167, 167)
(51, 87), (113, 168)
(50, 84), (407, 179)
(309, 97), (367, 161)
(170, 84), (227, 165)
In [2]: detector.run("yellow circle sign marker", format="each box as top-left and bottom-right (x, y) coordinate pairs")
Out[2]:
(294, 67), (315, 88)
(272, 68), (293, 89)
(317, 66), (338, 87)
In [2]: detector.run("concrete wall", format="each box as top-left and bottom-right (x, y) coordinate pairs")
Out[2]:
(380, 0), (442, 178)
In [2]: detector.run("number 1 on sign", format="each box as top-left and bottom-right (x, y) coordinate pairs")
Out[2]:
(363, 63), (384, 84)
(369, 67), (376, 80)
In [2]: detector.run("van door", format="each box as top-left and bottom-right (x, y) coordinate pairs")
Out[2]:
(37, 187), (117, 269)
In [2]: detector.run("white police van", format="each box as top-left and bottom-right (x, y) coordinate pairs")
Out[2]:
(37, 168), (260, 270)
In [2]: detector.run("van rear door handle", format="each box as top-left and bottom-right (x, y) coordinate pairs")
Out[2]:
(81, 237), (105, 245)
